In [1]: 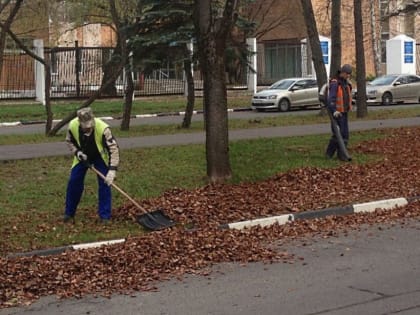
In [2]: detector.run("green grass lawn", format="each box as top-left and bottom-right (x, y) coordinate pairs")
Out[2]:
(0, 130), (382, 254)
(0, 95), (252, 123)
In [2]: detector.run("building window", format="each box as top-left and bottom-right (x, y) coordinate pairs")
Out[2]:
(263, 42), (301, 82)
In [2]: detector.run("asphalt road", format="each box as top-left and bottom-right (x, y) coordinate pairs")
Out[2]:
(1, 219), (419, 315)
(1, 104), (420, 161)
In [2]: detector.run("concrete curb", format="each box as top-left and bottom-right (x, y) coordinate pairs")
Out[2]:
(7, 239), (126, 259)
(219, 196), (419, 230)
(6, 195), (419, 258)
(0, 107), (252, 127)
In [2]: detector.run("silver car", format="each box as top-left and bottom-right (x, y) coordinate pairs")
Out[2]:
(251, 78), (320, 112)
(365, 74), (420, 105)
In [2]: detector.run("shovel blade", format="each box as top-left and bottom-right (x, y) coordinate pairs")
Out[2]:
(136, 208), (175, 231)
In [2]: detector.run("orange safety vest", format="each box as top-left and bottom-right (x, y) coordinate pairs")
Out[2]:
(331, 79), (352, 112)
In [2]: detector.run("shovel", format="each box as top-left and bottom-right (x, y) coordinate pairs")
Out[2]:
(89, 165), (175, 231)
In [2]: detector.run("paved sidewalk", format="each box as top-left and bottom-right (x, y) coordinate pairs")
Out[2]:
(1, 117), (419, 161)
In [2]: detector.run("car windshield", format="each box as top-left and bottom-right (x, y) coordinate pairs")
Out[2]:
(269, 79), (295, 90)
(369, 75), (398, 86)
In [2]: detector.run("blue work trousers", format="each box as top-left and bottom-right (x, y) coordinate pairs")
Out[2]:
(65, 158), (111, 219)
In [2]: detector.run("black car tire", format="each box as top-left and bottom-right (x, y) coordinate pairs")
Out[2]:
(278, 98), (290, 112)
(382, 92), (393, 105)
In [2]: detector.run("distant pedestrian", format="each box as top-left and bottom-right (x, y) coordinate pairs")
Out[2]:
(325, 64), (353, 160)
(64, 107), (120, 224)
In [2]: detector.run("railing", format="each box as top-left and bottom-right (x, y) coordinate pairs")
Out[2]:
(0, 46), (248, 100)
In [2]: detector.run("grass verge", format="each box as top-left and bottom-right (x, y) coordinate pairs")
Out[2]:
(0, 95), (251, 123)
(0, 130), (382, 254)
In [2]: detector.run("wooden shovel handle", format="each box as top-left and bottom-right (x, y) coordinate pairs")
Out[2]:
(90, 165), (149, 215)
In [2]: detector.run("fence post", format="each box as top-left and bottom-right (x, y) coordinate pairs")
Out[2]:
(34, 39), (45, 105)
(247, 37), (257, 94)
(75, 41), (81, 97)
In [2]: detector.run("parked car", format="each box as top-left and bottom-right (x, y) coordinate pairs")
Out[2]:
(363, 74), (420, 105)
(251, 78), (320, 112)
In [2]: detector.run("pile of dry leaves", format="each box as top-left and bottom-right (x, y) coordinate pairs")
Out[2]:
(0, 127), (419, 308)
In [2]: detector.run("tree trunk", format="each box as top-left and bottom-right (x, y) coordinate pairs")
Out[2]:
(194, 0), (237, 183)
(330, 0), (341, 78)
(120, 61), (134, 131)
(44, 63), (53, 134)
(370, 0), (381, 77)
(354, 0), (368, 118)
(300, 0), (328, 88)
(100, 41), (121, 96)
(182, 48), (195, 129)
(201, 44), (231, 183)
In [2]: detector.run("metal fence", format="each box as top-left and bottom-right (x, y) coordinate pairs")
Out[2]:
(0, 46), (247, 100)
(0, 51), (36, 98)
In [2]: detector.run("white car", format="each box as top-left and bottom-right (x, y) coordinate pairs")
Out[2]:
(251, 78), (320, 112)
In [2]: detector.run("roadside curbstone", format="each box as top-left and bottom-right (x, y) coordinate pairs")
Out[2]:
(71, 239), (126, 250)
(221, 196), (419, 231)
(352, 197), (408, 213)
(7, 246), (71, 258)
(5, 196), (420, 258)
(6, 239), (126, 259)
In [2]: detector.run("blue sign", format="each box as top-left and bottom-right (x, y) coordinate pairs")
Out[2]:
(320, 41), (329, 55)
(404, 55), (413, 64)
(404, 41), (414, 64)
(323, 56), (329, 64)
(404, 41), (413, 54)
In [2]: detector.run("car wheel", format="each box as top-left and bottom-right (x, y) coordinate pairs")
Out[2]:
(278, 98), (290, 112)
(382, 92), (393, 105)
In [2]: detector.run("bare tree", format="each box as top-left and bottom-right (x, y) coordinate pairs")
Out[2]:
(0, 0), (54, 135)
(387, 0), (420, 17)
(1, 23), (53, 134)
(245, 0), (297, 40)
(300, 0), (328, 88)
(193, 0), (239, 183)
(0, 0), (24, 78)
(354, 0), (367, 117)
(48, 0), (129, 135)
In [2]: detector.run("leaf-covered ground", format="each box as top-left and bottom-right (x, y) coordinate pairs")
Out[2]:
(1, 127), (419, 308)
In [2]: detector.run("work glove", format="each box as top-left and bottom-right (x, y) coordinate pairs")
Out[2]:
(104, 170), (116, 186)
(76, 150), (88, 161)
(333, 111), (342, 118)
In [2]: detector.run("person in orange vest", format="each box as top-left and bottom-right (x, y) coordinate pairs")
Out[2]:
(64, 107), (120, 224)
(325, 64), (353, 160)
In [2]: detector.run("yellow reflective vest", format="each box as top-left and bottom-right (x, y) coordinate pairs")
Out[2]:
(69, 118), (109, 168)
